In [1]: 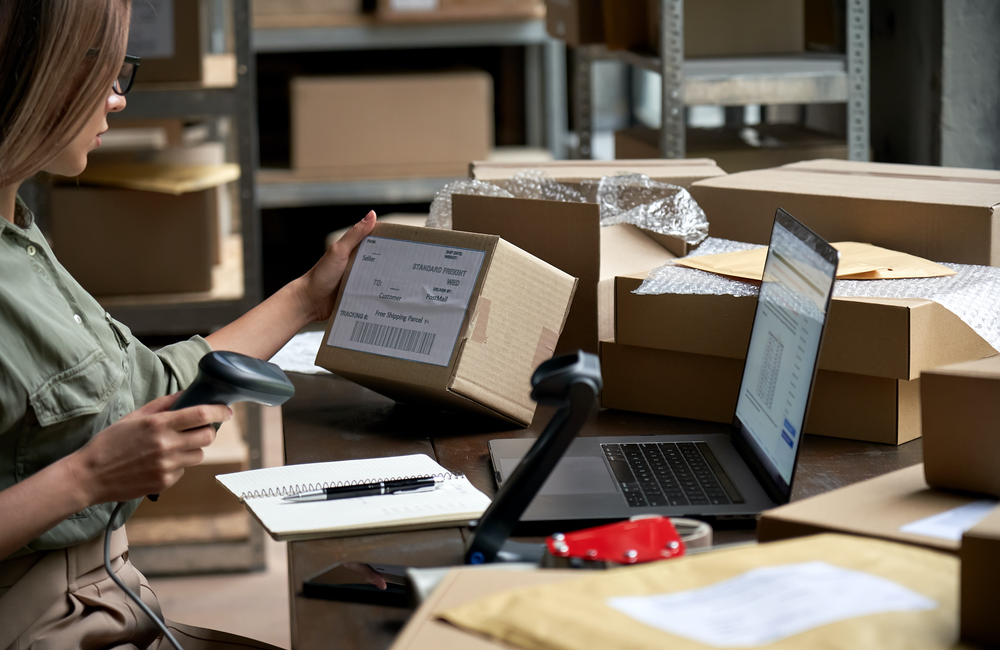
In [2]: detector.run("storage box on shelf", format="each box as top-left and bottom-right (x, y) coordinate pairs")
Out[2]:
(51, 164), (240, 297)
(128, 0), (236, 86)
(376, 0), (544, 22)
(452, 195), (677, 356)
(289, 71), (493, 182)
(315, 223), (576, 427)
(691, 160), (1000, 266)
(615, 125), (849, 173)
(253, 0), (362, 28)
(546, 0), (805, 55)
(604, 270), (995, 444)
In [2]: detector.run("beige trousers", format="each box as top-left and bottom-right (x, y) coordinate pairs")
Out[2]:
(0, 528), (281, 650)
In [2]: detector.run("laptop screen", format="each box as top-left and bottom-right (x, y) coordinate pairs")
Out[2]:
(732, 209), (839, 502)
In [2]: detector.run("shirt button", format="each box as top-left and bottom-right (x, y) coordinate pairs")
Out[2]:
(73, 314), (82, 324)
(26, 245), (36, 256)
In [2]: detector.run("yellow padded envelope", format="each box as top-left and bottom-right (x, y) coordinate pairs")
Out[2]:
(439, 534), (964, 650)
(674, 242), (957, 281)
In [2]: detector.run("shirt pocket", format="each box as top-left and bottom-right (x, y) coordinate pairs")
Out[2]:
(28, 349), (125, 427)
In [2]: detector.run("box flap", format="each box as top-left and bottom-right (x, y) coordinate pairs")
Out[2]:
(469, 158), (725, 186)
(758, 464), (980, 552)
(598, 224), (676, 282)
(923, 353), (1000, 379)
(452, 194), (601, 280)
(694, 160), (1000, 208)
(450, 238), (577, 426)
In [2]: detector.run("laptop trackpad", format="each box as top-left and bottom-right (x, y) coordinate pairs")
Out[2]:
(499, 457), (619, 495)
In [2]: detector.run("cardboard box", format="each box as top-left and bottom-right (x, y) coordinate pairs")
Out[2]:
(545, 0), (605, 46)
(961, 505), (1000, 647)
(452, 195), (675, 356)
(469, 158), (726, 191)
(377, 0), (543, 23)
(127, 0), (236, 86)
(51, 186), (217, 296)
(922, 356), (1000, 497)
(615, 272), (995, 381)
(291, 72), (493, 179)
(615, 125), (849, 174)
(314, 223), (576, 426)
(253, 0), (361, 28)
(599, 340), (922, 444)
(757, 464), (987, 553)
(690, 159), (1000, 266)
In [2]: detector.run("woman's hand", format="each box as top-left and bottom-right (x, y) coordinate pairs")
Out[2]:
(297, 210), (377, 323)
(66, 393), (232, 506)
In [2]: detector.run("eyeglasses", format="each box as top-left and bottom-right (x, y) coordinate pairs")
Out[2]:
(112, 55), (141, 96)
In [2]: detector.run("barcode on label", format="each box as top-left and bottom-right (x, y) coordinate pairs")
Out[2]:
(350, 321), (436, 355)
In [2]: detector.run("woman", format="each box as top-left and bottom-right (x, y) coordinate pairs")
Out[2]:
(0, 1), (376, 647)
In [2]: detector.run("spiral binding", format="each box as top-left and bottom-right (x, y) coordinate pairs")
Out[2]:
(239, 471), (464, 500)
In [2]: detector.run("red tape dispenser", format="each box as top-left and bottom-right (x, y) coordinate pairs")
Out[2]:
(543, 516), (686, 569)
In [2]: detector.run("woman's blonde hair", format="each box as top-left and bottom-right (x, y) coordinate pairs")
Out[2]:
(0, 0), (131, 187)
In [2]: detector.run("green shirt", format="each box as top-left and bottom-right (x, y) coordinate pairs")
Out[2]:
(0, 197), (212, 558)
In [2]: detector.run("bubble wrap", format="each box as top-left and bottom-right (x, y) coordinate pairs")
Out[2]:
(597, 174), (710, 246)
(500, 169), (587, 203)
(426, 171), (709, 247)
(638, 238), (1000, 353)
(426, 180), (513, 229)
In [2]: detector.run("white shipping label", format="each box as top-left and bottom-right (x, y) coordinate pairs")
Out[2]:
(607, 561), (936, 647)
(127, 0), (175, 59)
(390, 0), (440, 11)
(326, 237), (486, 367)
(899, 499), (999, 541)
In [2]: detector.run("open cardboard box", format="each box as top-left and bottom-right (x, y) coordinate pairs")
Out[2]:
(690, 159), (1000, 266)
(600, 340), (922, 444)
(315, 223), (576, 427)
(452, 194), (676, 356)
(615, 271), (995, 380)
(922, 355), (1000, 496)
(757, 464), (990, 553)
(469, 158), (726, 191)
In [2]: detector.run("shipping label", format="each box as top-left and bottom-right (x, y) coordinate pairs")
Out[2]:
(326, 236), (486, 367)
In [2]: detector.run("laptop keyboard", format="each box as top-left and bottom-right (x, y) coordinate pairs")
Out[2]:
(602, 442), (745, 508)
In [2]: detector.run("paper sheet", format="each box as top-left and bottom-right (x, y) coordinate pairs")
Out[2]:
(269, 331), (330, 375)
(606, 561), (936, 648)
(899, 499), (999, 541)
(673, 242), (956, 282)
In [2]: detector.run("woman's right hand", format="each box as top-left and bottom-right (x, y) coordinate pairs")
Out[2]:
(66, 393), (233, 506)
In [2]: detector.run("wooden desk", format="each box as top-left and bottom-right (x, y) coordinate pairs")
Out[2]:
(283, 373), (923, 650)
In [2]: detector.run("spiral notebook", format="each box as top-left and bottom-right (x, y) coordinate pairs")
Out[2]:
(216, 454), (492, 542)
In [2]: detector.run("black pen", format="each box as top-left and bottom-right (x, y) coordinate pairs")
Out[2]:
(282, 476), (443, 502)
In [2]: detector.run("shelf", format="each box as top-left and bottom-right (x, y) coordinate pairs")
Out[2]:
(252, 17), (551, 52)
(256, 173), (460, 209)
(590, 50), (849, 106)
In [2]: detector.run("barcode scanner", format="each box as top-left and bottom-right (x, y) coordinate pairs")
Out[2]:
(108, 350), (295, 650)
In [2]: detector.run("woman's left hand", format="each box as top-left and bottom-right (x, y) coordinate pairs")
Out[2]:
(298, 210), (377, 322)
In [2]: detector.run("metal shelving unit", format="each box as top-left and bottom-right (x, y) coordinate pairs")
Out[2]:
(572, 0), (870, 161)
(102, 0), (262, 336)
(252, 17), (567, 208)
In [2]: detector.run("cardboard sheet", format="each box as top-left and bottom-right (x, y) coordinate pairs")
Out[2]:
(439, 534), (958, 650)
(75, 163), (240, 195)
(673, 242), (956, 281)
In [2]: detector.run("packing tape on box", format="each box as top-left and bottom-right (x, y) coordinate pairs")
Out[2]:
(427, 171), (709, 246)
(637, 237), (1000, 353)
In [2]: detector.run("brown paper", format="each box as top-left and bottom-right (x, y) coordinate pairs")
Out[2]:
(74, 163), (241, 195)
(673, 241), (956, 281)
(439, 534), (959, 650)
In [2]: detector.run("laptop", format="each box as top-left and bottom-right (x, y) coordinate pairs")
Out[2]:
(488, 208), (840, 533)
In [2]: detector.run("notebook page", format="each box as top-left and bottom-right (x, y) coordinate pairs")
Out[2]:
(217, 454), (454, 500)
(247, 475), (490, 539)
